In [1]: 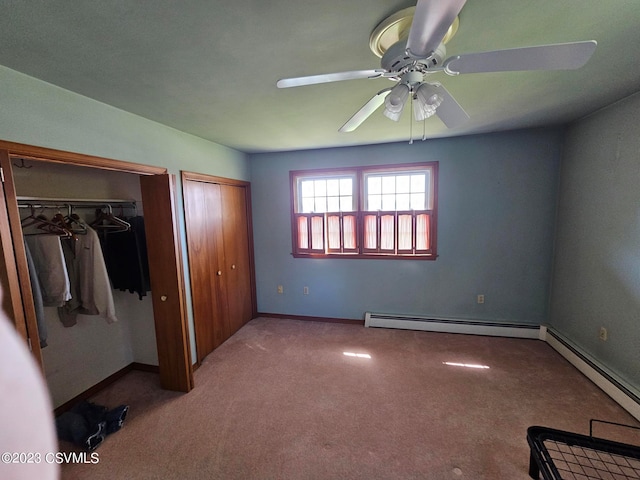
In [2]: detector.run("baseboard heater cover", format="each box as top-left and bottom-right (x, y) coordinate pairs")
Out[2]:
(364, 312), (541, 339)
(543, 328), (640, 422)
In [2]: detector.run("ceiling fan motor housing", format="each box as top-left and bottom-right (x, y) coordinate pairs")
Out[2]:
(381, 41), (446, 73)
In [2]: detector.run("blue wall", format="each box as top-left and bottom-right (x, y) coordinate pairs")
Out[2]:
(249, 128), (563, 323)
(549, 92), (640, 395)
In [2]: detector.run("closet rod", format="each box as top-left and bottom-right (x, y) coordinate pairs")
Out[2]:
(17, 197), (135, 210)
(17, 196), (136, 205)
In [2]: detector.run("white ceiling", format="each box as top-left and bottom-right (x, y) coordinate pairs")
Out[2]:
(0, 1), (639, 153)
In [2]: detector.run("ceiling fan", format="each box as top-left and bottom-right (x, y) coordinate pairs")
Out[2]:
(276, 0), (597, 133)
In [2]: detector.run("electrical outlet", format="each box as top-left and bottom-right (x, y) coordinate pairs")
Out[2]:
(477, 294), (485, 304)
(303, 286), (309, 295)
(277, 285), (283, 294)
(599, 327), (608, 341)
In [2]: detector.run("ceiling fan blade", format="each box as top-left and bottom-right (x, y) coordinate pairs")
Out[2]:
(444, 40), (597, 74)
(339, 88), (392, 132)
(277, 70), (386, 88)
(433, 84), (469, 128)
(406, 0), (467, 59)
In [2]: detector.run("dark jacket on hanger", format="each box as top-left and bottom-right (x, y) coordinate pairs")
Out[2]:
(100, 216), (150, 300)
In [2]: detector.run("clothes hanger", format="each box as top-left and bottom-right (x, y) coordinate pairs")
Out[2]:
(21, 206), (72, 237)
(62, 205), (88, 235)
(90, 205), (131, 233)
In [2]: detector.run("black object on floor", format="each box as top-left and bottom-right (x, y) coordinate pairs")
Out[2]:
(527, 422), (640, 479)
(56, 401), (130, 450)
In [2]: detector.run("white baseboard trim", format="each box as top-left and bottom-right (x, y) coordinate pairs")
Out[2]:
(541, 327), (640, 422)
(364, 312), (541, 339)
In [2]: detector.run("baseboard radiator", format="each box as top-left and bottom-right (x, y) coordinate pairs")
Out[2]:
(364, 312), (542, 339)
(543, 327), (640, 421)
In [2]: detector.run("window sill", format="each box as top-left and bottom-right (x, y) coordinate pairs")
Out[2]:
(292, 252), (437, 260)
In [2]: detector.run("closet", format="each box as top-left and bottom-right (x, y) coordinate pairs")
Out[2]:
(182, 172), (256, 363)
(0, 142), (192, 409)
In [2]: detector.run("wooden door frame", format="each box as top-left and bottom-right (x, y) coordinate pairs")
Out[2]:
(0, 150), (44, 368)
(0, 139), (192, 391)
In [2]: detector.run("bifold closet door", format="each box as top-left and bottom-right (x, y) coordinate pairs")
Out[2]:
(183, 180), (229, 360)
(140, 174), (193, 392)
(220, 184), (253, 336)
(183, 175), (255, 363)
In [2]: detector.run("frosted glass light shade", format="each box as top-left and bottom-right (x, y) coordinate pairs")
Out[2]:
(414, 83), (443, 121)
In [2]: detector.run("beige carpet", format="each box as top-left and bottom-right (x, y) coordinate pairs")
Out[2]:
(59, 317), (640, 479)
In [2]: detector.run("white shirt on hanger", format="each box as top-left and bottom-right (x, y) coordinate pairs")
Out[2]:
(74, 225), (118, 323)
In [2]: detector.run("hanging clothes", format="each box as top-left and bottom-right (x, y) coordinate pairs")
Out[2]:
(59, 224), (118, 325)
(23, 239), (48, 348)
(24, 235), (71, 307)
(58, 239), (81, 327)
(101, 216), (150, 300)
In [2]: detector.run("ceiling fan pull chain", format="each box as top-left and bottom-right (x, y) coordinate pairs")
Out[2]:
(409, 99), (414, 144)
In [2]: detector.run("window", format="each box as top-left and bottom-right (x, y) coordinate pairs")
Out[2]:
(291, 163), (437, 259)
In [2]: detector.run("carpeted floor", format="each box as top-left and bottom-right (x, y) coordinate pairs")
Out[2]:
(59, 317), (640, 479)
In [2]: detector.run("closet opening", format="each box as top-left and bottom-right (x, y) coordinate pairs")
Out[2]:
(0, 144), (192, 415)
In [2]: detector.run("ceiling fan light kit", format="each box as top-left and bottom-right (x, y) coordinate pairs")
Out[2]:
(414, 84), (443, 122)
(276, 0), (597, 137)
(383, 82), (411, 120)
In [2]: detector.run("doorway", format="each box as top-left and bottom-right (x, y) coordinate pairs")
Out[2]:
(0, 141), (193, 407)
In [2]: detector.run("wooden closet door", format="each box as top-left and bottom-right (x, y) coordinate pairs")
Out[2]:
(182, 172), (256, 364)
(183, 180), (230, 362)
(140, 174), (193, 392)
(183, 180), (215, 360)
(204, 182), (230, 348)
(221, 184), (253, 335)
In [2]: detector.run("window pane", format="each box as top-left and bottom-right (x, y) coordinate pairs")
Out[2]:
(410, 193), (425, 210)
(327, 196), (340, 212)
(411, 174), (425, 192)
(326, 179), (340, 196)
(340, 178), (352, 196)
(314, 179), (326, 197)
(396, 175), (411, 193)
(396, 193), (410, 210)
(340, 195), (353, 212)
(299, 177), (354, 213)
(301, 180), (314, 198)
(382, 194), (395, 211)
(368, 194), (381, 211)
(381, 176), (395, 194)
(301, 198), (314, 213)
(368, 176), (381, 194)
